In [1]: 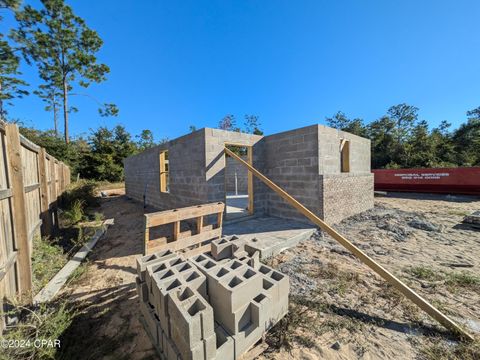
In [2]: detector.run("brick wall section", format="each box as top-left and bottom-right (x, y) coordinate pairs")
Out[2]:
(225, 156), (248, 193)
(322, 174), (374, 224)
(262, 125), (322, 223)
(124, 130), (208, 210)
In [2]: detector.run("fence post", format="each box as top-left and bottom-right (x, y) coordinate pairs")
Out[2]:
(50, 160), (58, 230)
(38, 148), (52, 236)
(59, 162), (65, 194)
(5, 124), (32, 302)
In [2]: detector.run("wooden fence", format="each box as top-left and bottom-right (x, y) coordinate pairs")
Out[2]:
(0, 122), (70, 333)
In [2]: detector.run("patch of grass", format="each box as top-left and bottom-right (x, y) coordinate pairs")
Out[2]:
(406, 266), (443, 281)
(314, 316), (364, 336)
(418, 338), (480, 360)
(445, 272), (480, 293)
(1, 299), (77, 360)
(32, 236), (68, 294)
(310, 262), (360, 296)
(95, 181), (125, 191)
(293, 334), (317, 348)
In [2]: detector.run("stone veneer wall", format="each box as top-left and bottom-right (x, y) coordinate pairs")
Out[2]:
(321, 174), (374, 224)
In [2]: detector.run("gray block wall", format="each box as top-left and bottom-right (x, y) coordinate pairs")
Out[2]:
(261, 125), (322, 223)
(204, 128), (264, 206)
(124, 130), (208, 210)
(124, 125), (374, 225)
(225, 156), (248, 194)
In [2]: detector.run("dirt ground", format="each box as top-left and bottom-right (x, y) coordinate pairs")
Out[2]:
(58, 190), (480, 360)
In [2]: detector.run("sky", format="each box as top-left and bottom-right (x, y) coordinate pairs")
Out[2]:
(2, 0), (480, 141)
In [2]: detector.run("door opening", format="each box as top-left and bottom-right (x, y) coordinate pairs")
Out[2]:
(224, 144), (253, 220)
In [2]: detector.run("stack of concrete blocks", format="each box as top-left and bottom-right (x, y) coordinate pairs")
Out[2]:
(135, 236), (290, 360)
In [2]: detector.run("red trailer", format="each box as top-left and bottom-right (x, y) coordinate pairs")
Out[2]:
(372, 167), (480, 195)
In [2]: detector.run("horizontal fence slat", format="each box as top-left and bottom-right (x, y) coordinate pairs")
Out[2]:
(0, 251), (18, 282)
(0, 189), (12, 200)
(19, 136), (40, 153)
(28, 220), (42, 242)
(24, 183), (40, 193)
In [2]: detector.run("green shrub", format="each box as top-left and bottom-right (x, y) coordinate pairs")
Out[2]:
(62, 199), (85, 225)
(61, 180), (99, 209)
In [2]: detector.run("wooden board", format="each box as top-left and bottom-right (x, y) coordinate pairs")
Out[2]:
(145, 202), (225, 227)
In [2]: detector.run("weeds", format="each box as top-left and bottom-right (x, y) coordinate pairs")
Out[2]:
(66, 262), (89, 286)
(406, 266), (442, 281)
(61, 180), (99, 209)
(310, 262), (360, 296)
(445, 272), (480, 293)
(265, 301), (311, 351)
(0, 300), (76, 360)
(418, 337), (480, 360)
(32, 237), (68, 294)
(406, 266), (480, 293)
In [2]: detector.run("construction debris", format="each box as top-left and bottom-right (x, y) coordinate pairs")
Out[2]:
(136, 235), (289, 359)
(463, 210), (480, 229)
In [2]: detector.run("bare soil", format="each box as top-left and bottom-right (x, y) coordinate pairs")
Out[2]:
(58, 191), (480, 359)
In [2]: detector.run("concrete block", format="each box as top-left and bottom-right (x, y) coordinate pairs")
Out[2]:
(181, 268), (208, 300)
(164, 333), (180, 360)
(169, 287), (215, 344)
(140, 300), (159, 347)
(152, 274), (185, 330)
(214, 324), (234, 360)
(146, 255), (185, 295)
(258, 265), (290, 325)
(136, 277), (149, 304)
(136, 249), (177, 281)
(232, 302), (264, 358)
(210, 263), (263, 314)
(168, 286), (215, 360)
(191, 254), (223, 276)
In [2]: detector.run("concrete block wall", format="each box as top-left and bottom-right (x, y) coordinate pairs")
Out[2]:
(318, 125), (371, 175)
(125, 124), (373, 225)
(136, 235), (290, 359)
(124, 130), (208, 210)
(204, 128), (263, 205)
(261, 125), (322, 223)
(225, 156), (248, 194)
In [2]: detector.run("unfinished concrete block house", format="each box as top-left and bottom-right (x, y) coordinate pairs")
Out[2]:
(124, 124), (373, 225)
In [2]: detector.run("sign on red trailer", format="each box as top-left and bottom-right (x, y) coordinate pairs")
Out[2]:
(372, 167), (480, 195)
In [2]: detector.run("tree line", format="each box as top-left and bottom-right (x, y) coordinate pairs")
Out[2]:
(326, 103), (480, 169)
(19, 125), (166, 182)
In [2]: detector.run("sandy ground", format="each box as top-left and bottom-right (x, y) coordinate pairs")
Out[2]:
(58, 191), (480, 359)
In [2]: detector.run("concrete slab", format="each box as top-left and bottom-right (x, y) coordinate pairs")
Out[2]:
(223, 216), (316, 259)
